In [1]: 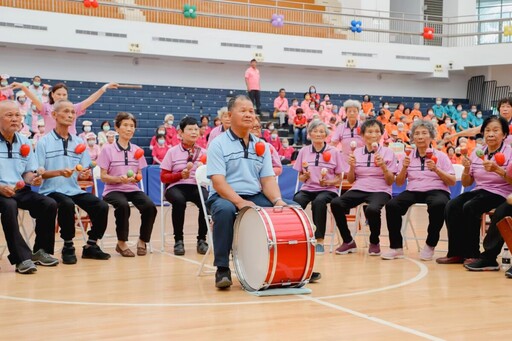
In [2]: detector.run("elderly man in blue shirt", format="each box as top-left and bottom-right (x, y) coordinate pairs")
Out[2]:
(206, 95), (320, 289)
(36, 100), (110, 264)
(0, 101), (58, 274)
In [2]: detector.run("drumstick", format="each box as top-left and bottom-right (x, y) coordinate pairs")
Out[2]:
(117, 84), (143, 89)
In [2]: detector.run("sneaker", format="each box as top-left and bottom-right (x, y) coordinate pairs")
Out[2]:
(335, 240), (357, 255)
(463, 258), (479, 265)
(506, 266), (512, 278)
(32, 249), (59, 266)
(310, 272), (321, 283)
(197, 239), (208, 255)
(368, 243), (381, 256)
(62, 246), (77, 265)
(174, 240), (185, 256)
(419, 245), (435, 261)
(82, 244), (111, 260)
(464, 258), (500, 271)
(381, 248), (404, 260)
(315, 244), (325, 255)
(215, 267), (232, 289)
(16, 259), (37, 274)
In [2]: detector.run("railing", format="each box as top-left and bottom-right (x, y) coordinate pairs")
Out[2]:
(1, 0), (512, 46)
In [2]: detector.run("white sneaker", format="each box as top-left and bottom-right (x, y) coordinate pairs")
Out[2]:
(381, 248), (404, 260)
(420, 245), (435, 261)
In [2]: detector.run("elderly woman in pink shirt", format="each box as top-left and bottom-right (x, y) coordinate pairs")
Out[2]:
(331, 119), (397, 256)
(383, 120), (455, 261)
(437, 116), (512, 265)
(331, 100), (365, 161)
(293, 120), (344, 254)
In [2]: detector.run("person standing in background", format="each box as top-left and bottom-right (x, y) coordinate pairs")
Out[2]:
(245, 59), (261, 116)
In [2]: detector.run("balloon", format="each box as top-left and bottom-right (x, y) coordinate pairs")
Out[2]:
(91, 0), (98, 8)
(350, 26), (357, 33)
(271, 14), (285, 28)
(351, 20), (357, 27)
(356, 27), (362, 33)
(183, 4), (197, 19)
(19, 144), (31, 157)
(83, 0), (91, 8)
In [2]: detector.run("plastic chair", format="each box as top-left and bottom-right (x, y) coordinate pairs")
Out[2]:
(195, 165), (215, 276)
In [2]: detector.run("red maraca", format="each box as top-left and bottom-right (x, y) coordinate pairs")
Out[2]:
(135, 173), (142, 182)
(14, 180), (25, 191)
(509, 125), (512, 134)
(404, 147), (412, 157)
(134, 148), (145, 160)
(20, 144), (31, 157)
(302, 161), (309, 172)
(425, 148), (433, 159)
(495, 152), (505, 166)
(255, 140), (265, 156)
(476, 149), (485, 160)
(75, 144), (86, 154)
(460, 147), (468, 157)
(323, 151), (331, 163)
(200, 154), (207, 164)
(431, 155), (438, 164)
(356, 127), (361, 135)
(186, 162), (193, 170)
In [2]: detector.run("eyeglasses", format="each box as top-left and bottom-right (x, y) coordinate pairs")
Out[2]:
(252, 125), (262, 130)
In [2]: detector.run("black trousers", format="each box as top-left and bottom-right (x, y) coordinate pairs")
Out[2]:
(293, 190), (338, 240)
(0, 188), (57, 264)
(444, 189), (505, 258)
(481, 201), (512, 261)
(331, 190), (391, 245)
(165, 184), (208, 242)
(248, 90), (261, 115)
(48, 192), (109, 242)
(103, 191), (156, 242)
(385, 190), (450, 249)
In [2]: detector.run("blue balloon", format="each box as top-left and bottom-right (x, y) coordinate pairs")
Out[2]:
(357, 20), (362, 26)
(351, 20), (357, 27)
(350, 26), (357, 32)
(356, 27), (362, 33)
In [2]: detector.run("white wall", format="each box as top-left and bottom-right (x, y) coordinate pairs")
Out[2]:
(489, 65), (512, 90)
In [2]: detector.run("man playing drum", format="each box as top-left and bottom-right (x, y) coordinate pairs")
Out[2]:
(206, 95), (320, 289)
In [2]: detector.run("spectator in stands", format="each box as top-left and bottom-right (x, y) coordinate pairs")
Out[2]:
(301, 92), (312, 113)
(382, 120), (455, 260)
(41, 85), (50, 104)
(453, 103), (463, 122)
(293, 120), (344, 254)
(85, 132), (100, 161)
(437, 116), (512, 265)
(27, 76), (44, 98)
(252, 116), (282, 176)
(456, 111), (471, 132)
(322, 101), (335, 123)
(36, 100), (111, 264)
(267, 128), (282, 151)
(287, 98), (299, 128)
(245, 59), (261, 116)
(473, 110), (484, 127)
(468, 104), (478, 125)
(308, 85), (320, 108)
(160, 116), (209, 256)
(278, 137), (294, 164)
(0, 100), (59, 274)
(425, 108), (435, 121)
(432, 98), (446, 121)
(196, 125), (207, 149)
(331, 100), (364, 161)
(393, 103), (405, 120)
(13, 81), (118, 135)
(15, 91), (31, 132)
(293, 108), (307, 146)
(273, 88), (289, 127)
(362, 95), (373, 115)
(97, 120), (111, 147)
(445, 99), (457, 119)
(306, 102), (318, 121)
(447, 146), (460, 164)
(97, 112), (156, 258)
(200, 115), (212, 137)
(163, 114), (179, 146)
(105, 130), (117, 147)
(411, 103), (423, 120)
(207, 107), (230, 147)
(152, 133), (168, 165)
(379, 101), (391, 124)
(213, 117), (221, 127)
(32, 120), (45, 145)
(79, 120), (92, 141)
(0, 75), (14, 100)
(149, 125), (169, 151)
(331, 119), (397, 256)
(320, 94), (330, 108)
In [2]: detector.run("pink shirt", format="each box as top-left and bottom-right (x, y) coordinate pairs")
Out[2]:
(87, 144), (101, 161)
(41, 102), (85, 135)
(279, 146), (294, 160)
(269, 144), (282, 175)
(1, 88), (14, 99)
(274, 97), (289, 112)
(400, 149), (454, 193)
(301, 100), (311, 113)
(321, 109), (334, 124)
(160, 144), (206, 189)
(293, 144), (345, 193)
(331, 121), (364, 160)
(469, 144), (512, 198)
(152, 144), (169, 163)
(288, 105), (298, 125)
(196, 134), (207, 149)
(245, 67), (260, 91)
(207, 125), (227, 147)
(268, 134), (282, 151)
(350, 145), (397, 195)
(96, 142), (148, 197)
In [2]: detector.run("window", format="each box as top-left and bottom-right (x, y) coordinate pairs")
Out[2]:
(477, 0), (512, 44)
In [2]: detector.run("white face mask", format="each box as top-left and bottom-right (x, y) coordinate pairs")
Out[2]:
(448, 102), (453, 106)
(477, 113), (482, 118)
(167, 121), (173, 125)
(326, 104), (333, 109)
(158, 130), (165, 135)
(84, 126), (91, 132)
(0, 81), (7, 87)
(282, 143), (289, 148)
(87, 140), (95, 147)
(292, 102), (298, 106)
(471, 109), (477, 113)
(43, 90), (49, 96)
(445, 120), (451, 125)
(268, 125), (274, 130)
(157, 139), (165, 145)
(384, 105), (389, 109)
(310, 89), (316, 94)
(436, 101), (442, 105)
(271, 134), (278, 139)
(103, 125), (110, 131)
(310, 105), (315, 110)
(457, 107), (462, 111)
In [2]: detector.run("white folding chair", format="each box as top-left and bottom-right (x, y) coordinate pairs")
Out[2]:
(195, 165), (215, 276)
(160, 182), (172, 252)
(92, 166), (152, 252)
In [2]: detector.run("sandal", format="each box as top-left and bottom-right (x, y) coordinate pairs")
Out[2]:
(115, 245), (135, 257)
(137, 243), (147, 256)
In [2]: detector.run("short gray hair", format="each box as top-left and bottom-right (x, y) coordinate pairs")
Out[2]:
(217, 106), (228, 118)
(410, 119), (436, 141)
(343, 99), (361, 111)
(307, 119), (330, 136)
(53, 99), (73, 112)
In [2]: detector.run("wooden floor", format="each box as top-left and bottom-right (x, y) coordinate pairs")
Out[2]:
(1, 206), (511, 340)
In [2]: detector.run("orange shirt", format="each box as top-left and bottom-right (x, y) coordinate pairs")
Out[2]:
(397, 131), (410, 143)
(378, 109), (391, 125)
(393, 109), (404, 120)
(362, 101), (374, 115)
(411, 109), (423, 120)
(385, 123), (397, 136)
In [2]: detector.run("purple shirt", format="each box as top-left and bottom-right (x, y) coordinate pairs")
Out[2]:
(331, 120), (364, 160)
(160, 143), (206, 189)
(96, 142), (147, 196)
(207, 125), (226, 148)
(399, 149), (454, 193)
(42, 102), (85, 135)
(269, 143), (282, 170)
(293, 144), (345, 193)
(350, 145), (397, 195)
(469, 144), (512, 198)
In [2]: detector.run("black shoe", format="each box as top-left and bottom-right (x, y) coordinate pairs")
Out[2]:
(82, 244), (111, 260)
(197, 239), (208, 255)
(215, 267), (232, 289)
(506, 266), (512, 278)
(62, 246), (77, 265)
(464, 258), (500, 271)
(174, 240), (185, 256)
(310, 272), (321, 283)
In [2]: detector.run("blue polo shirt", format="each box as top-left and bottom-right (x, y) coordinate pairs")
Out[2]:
(0, 132), (37, 186)
(432, 104), (446, 119)
(36, 129), (91, 196)
(207, 129), (274, 198)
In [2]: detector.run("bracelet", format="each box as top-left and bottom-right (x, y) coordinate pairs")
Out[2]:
(272, 197), (282, 205)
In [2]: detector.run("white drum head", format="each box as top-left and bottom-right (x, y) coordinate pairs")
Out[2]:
(234, 208), (271, 291)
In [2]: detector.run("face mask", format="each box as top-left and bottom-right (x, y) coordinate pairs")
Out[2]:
(18, 98), (26, 104)
(310, 89), (316, 94)
(167, 121), (174, 125)
(445, 120), (451, 125)
(31, 105), (37, 111)
(310, 105), (315, 110)
(292, 102), (298, 106)
(0, 81), (7, 87)
(103, 125), (110, 131)
(43, 90), (49, 96)
(428, 112), (433, 116)
(282, 143), (289, 148)
(33, 81), (41, 87)
(471, 109), (477, 113)
(384, 105), (389, 109)
(84, 126), (91, 132)
(448, 102), (453, 106)
(157, 139), (165, 145)
(457, 107), (462, 111)
(436, 101), (442, 105)
(477, 113), (482, 118)
(87, 140), (95, 147)
(158, 130), (165, 135)
(271, 134), (278, 139)
(268, 125), (274, 130)
(326, 104), (333, 109)
(413, 117), (418, 121)
(364, 98), (369, 102)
